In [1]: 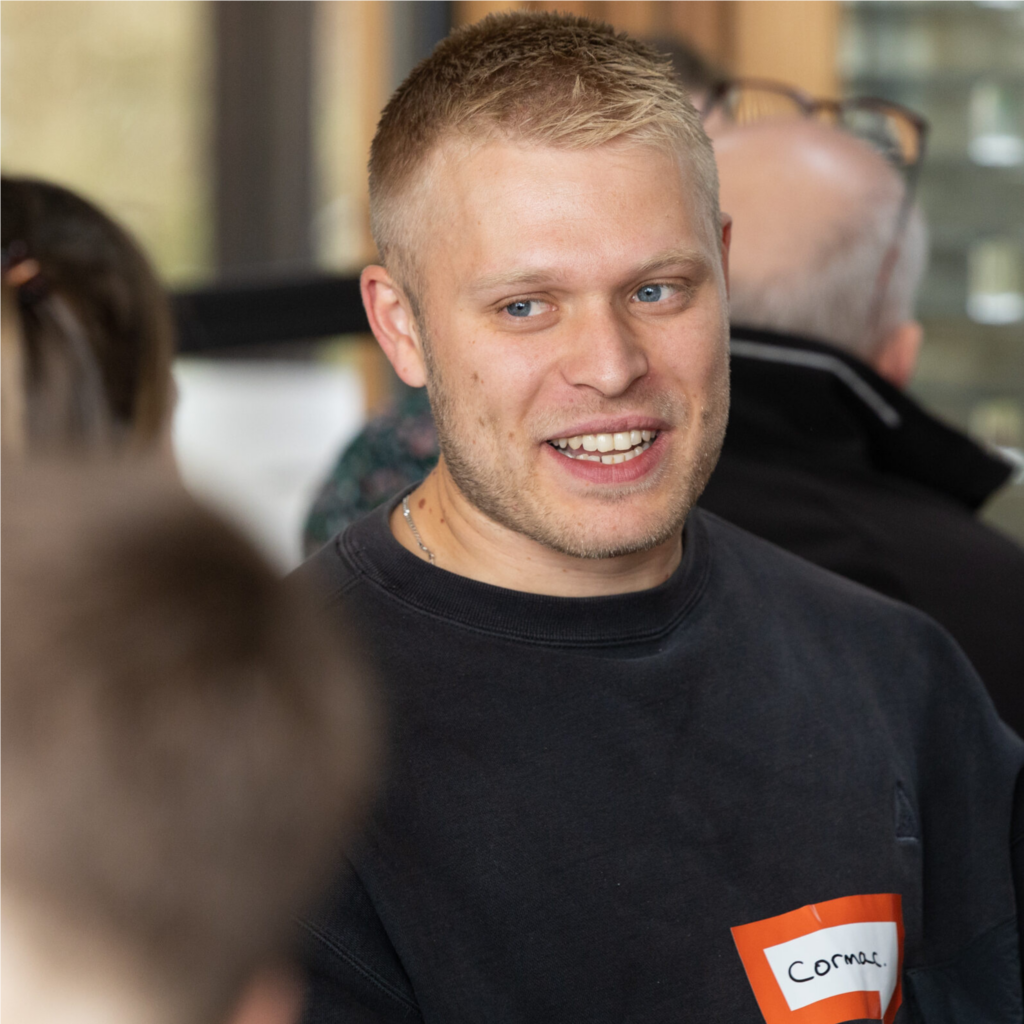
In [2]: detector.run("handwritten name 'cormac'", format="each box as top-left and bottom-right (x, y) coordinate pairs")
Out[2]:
(787, 951), (887, 983)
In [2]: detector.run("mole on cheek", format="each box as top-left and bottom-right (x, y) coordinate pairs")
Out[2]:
(418, 499), (426, 510)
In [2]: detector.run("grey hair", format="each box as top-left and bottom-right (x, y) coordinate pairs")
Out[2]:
(729, 195), (928, 360)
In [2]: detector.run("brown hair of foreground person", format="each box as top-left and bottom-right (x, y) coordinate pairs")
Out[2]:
(2, 460), (379, 1024)
(368, 11), (720, 304)
(1, 176), (175, 453)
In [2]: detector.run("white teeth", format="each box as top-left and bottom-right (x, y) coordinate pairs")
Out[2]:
(550, 430), (657, 460)
(554, 441), (652, 463)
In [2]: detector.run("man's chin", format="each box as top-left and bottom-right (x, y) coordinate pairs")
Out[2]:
(527, 519), (687, 561)
(485, 495), (691, 562)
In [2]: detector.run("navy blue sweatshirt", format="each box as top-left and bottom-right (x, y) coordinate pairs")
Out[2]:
(298, 500), (1024, 1023)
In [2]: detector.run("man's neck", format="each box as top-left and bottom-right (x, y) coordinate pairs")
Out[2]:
(388, 464), (683, 597)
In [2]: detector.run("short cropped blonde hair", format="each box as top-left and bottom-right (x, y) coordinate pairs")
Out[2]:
(369, 11), (720, 297)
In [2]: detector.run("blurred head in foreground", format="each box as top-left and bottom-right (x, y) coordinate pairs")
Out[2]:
(714, 119), (928, 387)
(2, 461), (379, 1024)
(1, 176), (176, 456)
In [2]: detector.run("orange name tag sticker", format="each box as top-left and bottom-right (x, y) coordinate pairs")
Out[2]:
(731, 893), (904, 1024)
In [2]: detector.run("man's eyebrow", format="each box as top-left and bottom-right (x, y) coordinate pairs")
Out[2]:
(468, 247), (712, 294)
(468, 267), (561, 292)
(630, 247), (712, 279)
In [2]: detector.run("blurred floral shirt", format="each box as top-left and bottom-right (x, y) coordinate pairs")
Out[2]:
(304, 386), (439, 556)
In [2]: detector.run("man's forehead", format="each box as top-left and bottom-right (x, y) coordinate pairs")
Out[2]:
(416, 137), (712, 263)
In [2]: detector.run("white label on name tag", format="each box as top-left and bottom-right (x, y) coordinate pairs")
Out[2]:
(762, 920), (899, 1013)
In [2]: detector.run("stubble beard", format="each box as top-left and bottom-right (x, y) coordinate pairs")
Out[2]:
(422, 333), (730, 561)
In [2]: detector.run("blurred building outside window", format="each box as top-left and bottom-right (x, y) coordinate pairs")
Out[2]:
(1, 0), (213, 283)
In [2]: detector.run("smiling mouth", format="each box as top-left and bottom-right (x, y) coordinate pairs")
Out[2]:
(546, 429), (658, 464)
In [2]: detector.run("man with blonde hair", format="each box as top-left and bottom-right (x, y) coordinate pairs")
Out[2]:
(300, 13), (1024, 1023)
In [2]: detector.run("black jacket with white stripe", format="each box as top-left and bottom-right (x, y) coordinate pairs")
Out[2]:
(701, 326), (1024, 735)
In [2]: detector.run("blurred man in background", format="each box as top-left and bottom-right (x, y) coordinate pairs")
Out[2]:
(701, 109), (1024, 733)
(2, 461), (378, 1024)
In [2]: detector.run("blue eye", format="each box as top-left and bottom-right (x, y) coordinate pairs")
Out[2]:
(636, 284), (665, 303)
(505, 300), (535, 318)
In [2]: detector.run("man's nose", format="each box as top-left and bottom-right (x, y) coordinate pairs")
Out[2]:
(561, 304), (649, 398)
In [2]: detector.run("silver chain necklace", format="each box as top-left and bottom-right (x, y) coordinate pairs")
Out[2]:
(402, 495), (436, 565)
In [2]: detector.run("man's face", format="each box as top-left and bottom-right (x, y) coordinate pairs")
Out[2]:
(411, 140), (730, 559)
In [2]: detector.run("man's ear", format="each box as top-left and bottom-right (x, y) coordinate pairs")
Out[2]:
(720, 213), (732, 301)
(360, 265), (428, 388)
(873, 321), (923, 390)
